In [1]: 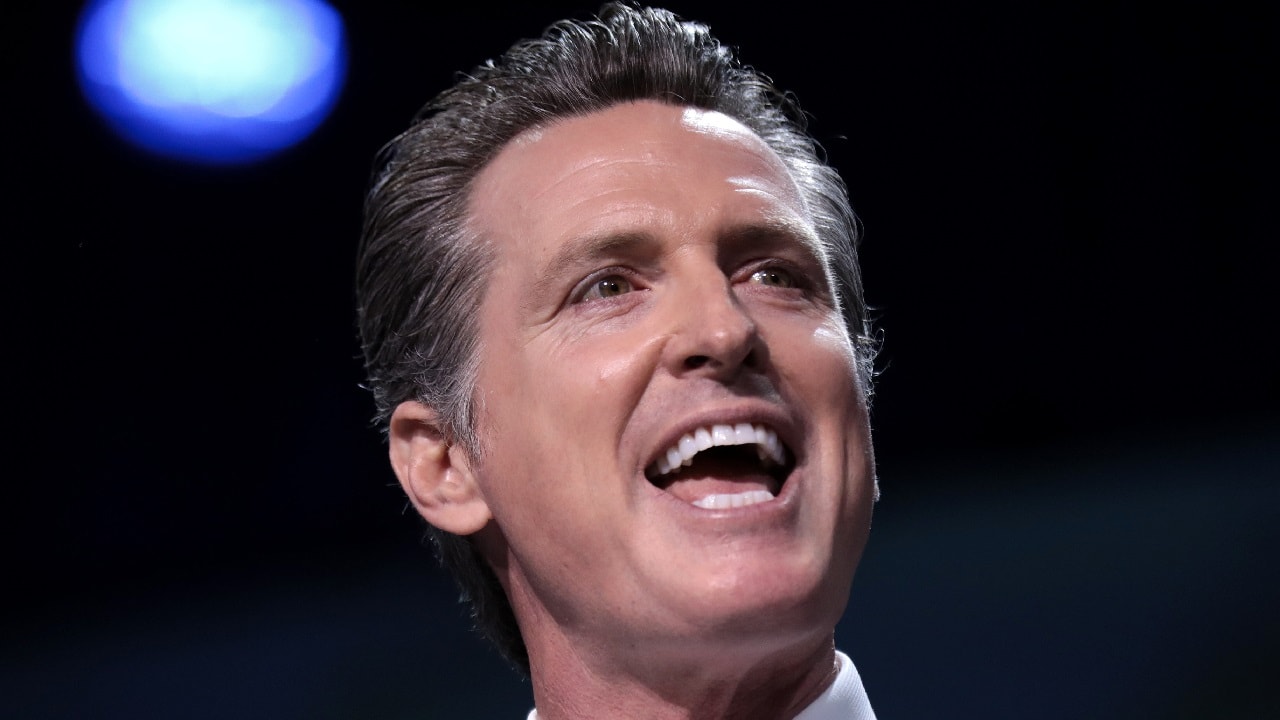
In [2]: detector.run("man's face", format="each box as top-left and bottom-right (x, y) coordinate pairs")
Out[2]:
(465, 101), (875, 659)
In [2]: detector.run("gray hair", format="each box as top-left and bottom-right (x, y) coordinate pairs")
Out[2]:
(355, 2), (875, 673)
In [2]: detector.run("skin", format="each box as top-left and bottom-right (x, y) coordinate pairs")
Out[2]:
(390, 101), (876, 719)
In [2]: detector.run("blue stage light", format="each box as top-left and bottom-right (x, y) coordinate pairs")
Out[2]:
(76, 0), (347, 165)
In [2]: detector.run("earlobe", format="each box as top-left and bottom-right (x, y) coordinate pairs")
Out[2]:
(388, 401), (492, 536)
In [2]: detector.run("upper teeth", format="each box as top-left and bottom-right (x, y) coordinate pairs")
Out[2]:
(650, 423), (786, 478)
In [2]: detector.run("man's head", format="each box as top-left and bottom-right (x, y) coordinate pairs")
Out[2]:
(356, 3), (876, 672)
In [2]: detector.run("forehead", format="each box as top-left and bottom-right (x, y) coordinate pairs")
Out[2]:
(466, 101), (810, 257)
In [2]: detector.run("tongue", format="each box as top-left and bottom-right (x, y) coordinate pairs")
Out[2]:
(666, 475), (777, 505)
(659, 451), (780, 505)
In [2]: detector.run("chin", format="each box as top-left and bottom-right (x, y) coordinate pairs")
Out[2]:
(667, 554), (854, 647)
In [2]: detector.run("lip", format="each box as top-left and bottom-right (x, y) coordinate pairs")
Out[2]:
(638, 401), (805, 515)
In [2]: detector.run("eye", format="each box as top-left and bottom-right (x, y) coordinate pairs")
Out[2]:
(580, 274), (635, 301)
(748, 267), (797, 288)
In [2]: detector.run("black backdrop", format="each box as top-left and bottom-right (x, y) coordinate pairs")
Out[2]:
(7, 2), (1277, 718)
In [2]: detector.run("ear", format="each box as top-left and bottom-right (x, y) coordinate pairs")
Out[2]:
(388, 401), (491, 536)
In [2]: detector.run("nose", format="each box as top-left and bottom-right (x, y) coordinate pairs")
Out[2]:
(663, 274), (763, 379)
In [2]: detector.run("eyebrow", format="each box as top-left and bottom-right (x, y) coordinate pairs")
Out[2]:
(718, 218), (826, 266)
(530, 230), (662, 305)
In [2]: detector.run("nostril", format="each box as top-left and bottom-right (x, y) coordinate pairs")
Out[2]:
(684, 355), (711, 370)
(683, 349), (758, 372)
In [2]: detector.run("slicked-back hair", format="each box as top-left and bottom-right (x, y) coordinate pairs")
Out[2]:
(355, 2), (875, 672)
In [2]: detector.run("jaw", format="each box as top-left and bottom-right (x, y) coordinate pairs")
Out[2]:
(493, 432), (873, 720)
(517, 574), (842, 720)
(627, 411), (875, 640)
(636, 457), (855, 622)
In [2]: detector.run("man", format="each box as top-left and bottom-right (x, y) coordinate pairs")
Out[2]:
(355, 4), (879, 718)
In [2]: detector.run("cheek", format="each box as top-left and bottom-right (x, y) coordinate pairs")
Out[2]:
(540, 318), (671, 418)
(780, 317), (872, 487)
(771, 317), (860, 396)
(475, 322), (670, 499)
(813, 323), (865, 420)
(810, 319), (861, 379)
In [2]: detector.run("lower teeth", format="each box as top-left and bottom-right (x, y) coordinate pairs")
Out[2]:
(692, 490), (774, 510)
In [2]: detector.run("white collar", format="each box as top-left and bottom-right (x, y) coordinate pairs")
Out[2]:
(792, 650), (877, 720)
(526, 650), (875, 719)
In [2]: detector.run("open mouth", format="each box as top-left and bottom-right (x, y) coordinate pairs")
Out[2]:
(644, 424), (794, 509)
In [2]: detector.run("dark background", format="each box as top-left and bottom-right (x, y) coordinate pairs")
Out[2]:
(6, 2), (1277, 718)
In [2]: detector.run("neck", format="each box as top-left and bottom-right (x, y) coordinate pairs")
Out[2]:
(526, 626), (840, 720)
